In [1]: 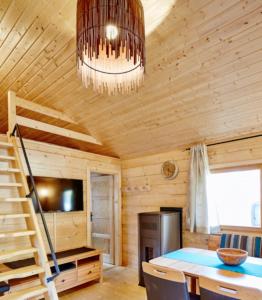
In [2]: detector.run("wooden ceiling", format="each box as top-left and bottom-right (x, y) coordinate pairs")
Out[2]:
(0, 0), (262, 159)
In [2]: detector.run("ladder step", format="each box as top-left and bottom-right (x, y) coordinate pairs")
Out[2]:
(0, 198), (28, 203)
(0, 285), (47, 300)
(0, 248), (37, 261)
(0, 142), (13, 148)
(0, 168), (21, 174)
(0, 265), (44, 282)
(0, 214), (30, 220)
(0, 155), (15, 161)
(0, 230), (35, 238)
(0, 183), (23, 188)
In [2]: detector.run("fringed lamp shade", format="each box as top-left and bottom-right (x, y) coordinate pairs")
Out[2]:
(76, 0), (145, 94)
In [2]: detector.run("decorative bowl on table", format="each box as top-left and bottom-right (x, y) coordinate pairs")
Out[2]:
(216, 248), (248, 266)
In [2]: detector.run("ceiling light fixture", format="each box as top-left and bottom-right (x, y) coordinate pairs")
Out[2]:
(106, 24), (118, 40)
(76, 0), (145, 95)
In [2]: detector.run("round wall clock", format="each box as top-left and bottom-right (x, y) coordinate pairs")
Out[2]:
(161, 160), (179, 180)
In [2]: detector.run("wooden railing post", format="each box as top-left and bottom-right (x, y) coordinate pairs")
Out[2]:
(8, 90), (17, 136)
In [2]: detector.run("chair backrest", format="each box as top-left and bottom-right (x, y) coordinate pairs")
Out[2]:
(220, 234), (262, 258)
(199, 276), (262, 300)
(142, 262), (190, 300)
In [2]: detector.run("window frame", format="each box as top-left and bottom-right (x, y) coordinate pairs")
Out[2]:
(210, 164), (262, 233)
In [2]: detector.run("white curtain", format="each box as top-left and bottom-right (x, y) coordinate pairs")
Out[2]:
(187, 144), (219, 234)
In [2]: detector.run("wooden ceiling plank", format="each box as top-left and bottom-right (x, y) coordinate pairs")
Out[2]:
(130, 80), (262, 126)
(139, 48), (262, 103)
(75, 84), (260, 137)
(0, 27), (59, 97)
(42, 83), (99, 116)
(105, 81), (262, 132)
(208, 57), (262, 90)
(0, 0), (261, 158)
(196, 10), (262, 56)
(197, 26), (262, 66)
(146, 0), (240, 49)
(0, 1), (74, 91)
(31, 66), (77, 105)
(16, 116), (102, 146)
(0, 0), (76, 98)
(147, 32), (262, 90)
(196, 0), (261, 37)
(0, 1), (46, 66)
(27, 75), (83, 116)
(19, 39), (75, 100)
(147, 2), (262, 62)
(38, 74), (84, 107)
(0, 0), (28, 47)
(27, 53), (75, 101)
(0, 17), (46, 81)
(0, 30), (73, 102)
(0, 0), (11, 22)
(73, 29), (262, 123)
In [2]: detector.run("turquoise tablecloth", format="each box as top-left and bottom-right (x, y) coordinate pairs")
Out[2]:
(163, 249), (262, 278)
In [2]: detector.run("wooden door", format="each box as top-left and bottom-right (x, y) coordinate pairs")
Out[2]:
(91, 174), (114, 264)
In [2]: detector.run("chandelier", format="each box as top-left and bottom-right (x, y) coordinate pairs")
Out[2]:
(76, 0), (145, 95)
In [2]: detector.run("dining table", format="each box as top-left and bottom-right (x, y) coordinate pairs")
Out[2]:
(150, 247), (262, 293)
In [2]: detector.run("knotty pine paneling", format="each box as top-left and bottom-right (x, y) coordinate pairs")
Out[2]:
(121, 136), (262, 268)
(0, 134), (120, 254)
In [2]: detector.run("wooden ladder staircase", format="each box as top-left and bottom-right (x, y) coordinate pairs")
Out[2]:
(0, 134), (58, 299)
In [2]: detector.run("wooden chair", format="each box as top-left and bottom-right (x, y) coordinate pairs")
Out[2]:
(142, 262), (200, 300)
(199, 276), (262, 300)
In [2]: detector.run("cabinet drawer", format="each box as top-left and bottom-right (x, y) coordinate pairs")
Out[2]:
(77, 262), (101, 282)
(55, 269), (77, 292)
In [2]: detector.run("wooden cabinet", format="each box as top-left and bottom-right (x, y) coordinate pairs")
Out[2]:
(50, 248), (103, 293)
(7, 247), (103, 295)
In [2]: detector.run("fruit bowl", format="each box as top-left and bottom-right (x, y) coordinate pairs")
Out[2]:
(216, 248), (248, 266)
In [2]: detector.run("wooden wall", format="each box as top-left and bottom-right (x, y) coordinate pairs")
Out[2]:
(121, 136), (262, 268)
(0, 135), (120, 254)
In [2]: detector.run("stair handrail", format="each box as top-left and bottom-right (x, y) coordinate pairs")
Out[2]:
(11, 124), (60, 282)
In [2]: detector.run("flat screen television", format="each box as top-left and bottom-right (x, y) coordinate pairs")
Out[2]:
(27, 176), (83, 213)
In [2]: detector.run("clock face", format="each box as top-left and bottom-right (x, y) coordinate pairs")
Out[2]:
(161, 161), (179, 180)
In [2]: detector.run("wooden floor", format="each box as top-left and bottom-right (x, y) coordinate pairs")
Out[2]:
(59, 266), (146, 300)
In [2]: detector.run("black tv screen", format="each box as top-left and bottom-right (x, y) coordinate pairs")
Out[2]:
(27, 176), (83, 212)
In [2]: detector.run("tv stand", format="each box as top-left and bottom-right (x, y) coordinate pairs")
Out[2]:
(5, 247), (103, 294)
(50, 247), (103, 292)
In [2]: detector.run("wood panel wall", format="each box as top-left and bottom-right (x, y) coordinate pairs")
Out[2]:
(0, 134), (120, 254)
(121, 136), (262, 268)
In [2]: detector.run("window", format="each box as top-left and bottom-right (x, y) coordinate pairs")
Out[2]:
(208, 167), (262, 229)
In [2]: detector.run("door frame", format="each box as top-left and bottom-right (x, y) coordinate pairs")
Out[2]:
(90, 174), (114, 264)
(87, 167), (122, 266)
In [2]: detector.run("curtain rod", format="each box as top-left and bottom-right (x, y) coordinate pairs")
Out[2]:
(186, 133), (262, 151)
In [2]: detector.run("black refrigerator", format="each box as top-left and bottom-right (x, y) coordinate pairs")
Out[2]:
(138, 209), (182, 286)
